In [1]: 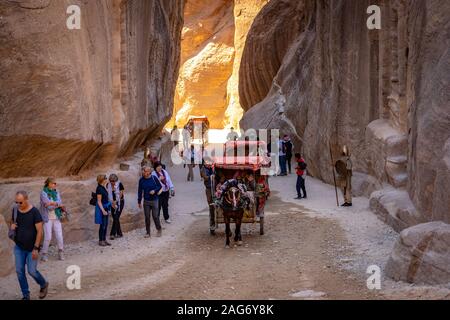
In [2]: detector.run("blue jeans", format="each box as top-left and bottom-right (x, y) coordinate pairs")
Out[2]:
(296, 176), (307, 198)
(279, 155), (287, 174)
(14, 245), (47, 298)
(99, 214), (109, 241)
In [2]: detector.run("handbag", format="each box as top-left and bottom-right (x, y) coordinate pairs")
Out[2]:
(8, 207), (18, 241)
(59, 206), (71, 223)
(89, 192), (97, 206)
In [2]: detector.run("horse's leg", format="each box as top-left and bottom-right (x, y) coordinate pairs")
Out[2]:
(235, 214), (243, 245)
(234, 216), (239, 243)
(224, 216), (231, 248)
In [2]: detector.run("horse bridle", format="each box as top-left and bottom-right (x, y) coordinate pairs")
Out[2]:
(224, 187), (241, 209)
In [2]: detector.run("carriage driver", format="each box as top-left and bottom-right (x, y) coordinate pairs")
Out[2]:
(200, 164), (216, 235)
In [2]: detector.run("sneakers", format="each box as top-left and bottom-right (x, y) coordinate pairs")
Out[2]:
(294, 196), (302, 200)
(144, 234), (151, 238)
(99, 241), (111, 246)
(341, 202), (353, 207)
(157, 229), (162, 237)
(105, 241), (112, 246)
(165, 219), (172, 224)
(39, 282), (49, 299)
(110, 236), (115, 240)
(41, 254), (48, 262)
(21, 296), (30, 300)
(58, 250), (65, 261)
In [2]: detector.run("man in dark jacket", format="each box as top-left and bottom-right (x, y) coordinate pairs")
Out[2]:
(138, 166), (163, 237)
(283, 135), (294, 174)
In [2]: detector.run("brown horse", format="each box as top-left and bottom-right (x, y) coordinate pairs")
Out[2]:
(222, 186), (244, 248)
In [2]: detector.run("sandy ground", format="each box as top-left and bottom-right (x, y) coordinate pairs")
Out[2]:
(1, 162), (449, 300)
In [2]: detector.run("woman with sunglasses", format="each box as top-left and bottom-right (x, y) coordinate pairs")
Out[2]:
(40, 178), (65, 261)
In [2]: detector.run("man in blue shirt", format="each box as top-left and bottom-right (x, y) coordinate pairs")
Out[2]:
(138, 166), (163, 237)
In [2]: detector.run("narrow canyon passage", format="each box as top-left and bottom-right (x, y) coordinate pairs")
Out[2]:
(0, 159), (447, 300)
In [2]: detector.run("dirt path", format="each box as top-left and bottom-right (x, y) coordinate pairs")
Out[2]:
(31, 193), (378, 300)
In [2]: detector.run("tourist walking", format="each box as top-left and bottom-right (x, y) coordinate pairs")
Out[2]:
(152, 162), (175, 224)
(9, 191), (49, 300)
(40, 177), (65, 261)
(186, 145), (196, 182)
(278, 137), (287, 176)
(138, 166), (163, 237)
(171, 125), (180, 149)
(108, 174), (125, 240)
(294, 153), (307, 199)
(95, 175), (112, 246)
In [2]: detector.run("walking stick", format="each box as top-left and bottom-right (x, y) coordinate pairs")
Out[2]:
(329, 144), (339, 207)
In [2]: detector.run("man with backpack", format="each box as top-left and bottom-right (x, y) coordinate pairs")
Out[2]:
(283, 135), (294, 174)
(294, 153), (307, 199)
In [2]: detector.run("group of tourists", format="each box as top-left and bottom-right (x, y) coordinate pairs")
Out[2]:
(7, 157), (177, 300)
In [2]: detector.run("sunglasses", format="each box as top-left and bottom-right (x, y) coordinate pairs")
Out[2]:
(15, 201), (23, 205)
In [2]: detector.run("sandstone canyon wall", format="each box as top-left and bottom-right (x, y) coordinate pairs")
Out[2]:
(239, 0), (450, 228)
(0, 0), (184, 178)
(168, 0), (268, 129)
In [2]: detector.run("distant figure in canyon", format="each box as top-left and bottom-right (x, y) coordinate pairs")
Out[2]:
(40, 177), (65, 262)
(108, 174), (124, 240)
(335, 146), (353, 207)
(278, 137), (288, 176)
(227, 127), (239, 142)
(171, 125), (180, 151)
(95, 175), (112, 246)
(138, 166), (163, 238)
(283, 135), (294, 174)
(186, 145), (196, 182)
(152, 162), (175, 224)
(294, 153), (307, 199)
(182, 125), (191, 154)
(10, 191), (49, 300)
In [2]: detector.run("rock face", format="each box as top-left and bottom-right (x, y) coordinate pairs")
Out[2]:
(0, 215), (14, 277)
(0, 0), (184, 178)
(239, 0), (450, 225)
(170, 0), (235, 129)
(385, 221), (450, 285)
(224, 0), (269, 129)
(168, 0), (268, 129)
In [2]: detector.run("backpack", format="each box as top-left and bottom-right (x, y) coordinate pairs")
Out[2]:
(89, 192), (97, 206)
(299, 161), (307, 170)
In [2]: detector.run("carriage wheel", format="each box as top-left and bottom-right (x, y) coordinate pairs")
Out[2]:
(259, 217), (264, 235)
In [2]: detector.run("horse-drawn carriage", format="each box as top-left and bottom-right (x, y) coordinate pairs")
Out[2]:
(186, 115), (209, 146)
(210, 141), (271, 246)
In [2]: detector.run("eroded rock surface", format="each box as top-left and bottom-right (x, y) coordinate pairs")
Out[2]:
(239, 0), (450, 225)
(385, 221), (450, 285)
(0, 0), (184, 178)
